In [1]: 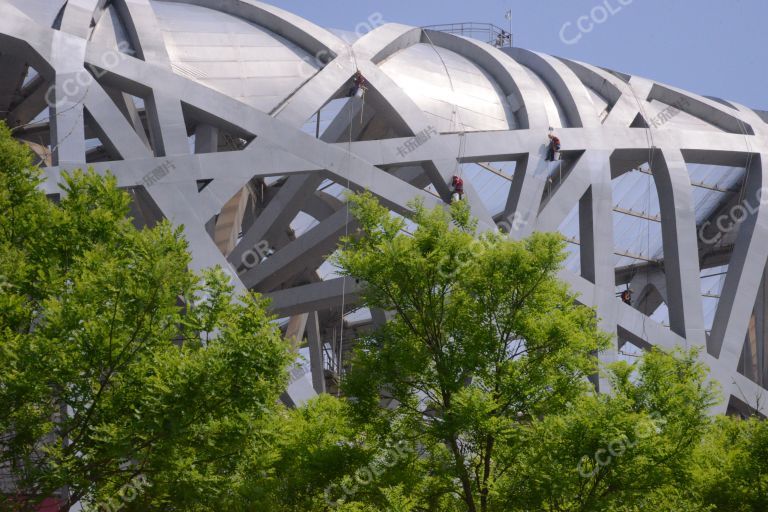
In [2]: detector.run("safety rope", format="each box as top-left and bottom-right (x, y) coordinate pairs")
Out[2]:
(422, 30), (468, 190)
(626, 80), (658, 345)
(735, 112), (755, 206)
(336, 44), (365, 394)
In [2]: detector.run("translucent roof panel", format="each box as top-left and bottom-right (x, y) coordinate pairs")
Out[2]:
(316, 180), (349, 200)
(618, 340), (644, 363)
(22, 67), (38, 88)
(556, 202), (580, 273)
(553, 162), (739, 271)
(345, 307), (372, 326)
(457, 162), (515, 216)
(688, 163), (746, 190)
(650, 301), (669, 328)
(301, 98), (348, 138)
(691, 187), (728, 225)
(556, 174), (665, 272)
(317, 251), (342, 281)
(290, 211), (320, 238)
(563, 240), (580, 274)
(612, 166), (663, 267)
(558, 202), (579, 241)
(687, 163), (745, 225)
(701, 264), (728, 332)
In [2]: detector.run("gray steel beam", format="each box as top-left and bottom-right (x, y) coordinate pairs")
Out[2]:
(577, 151), (617, 391)
(710, 154), (768, 367)
(228, 174), (325, 269)
(653, 148), (707, 347)
(266, 277), (363, 317)
(5, 0), (767, 410)
(242, 207), (352, 291)
(0, 55), (27, 117)
(307, 311), (327, 394)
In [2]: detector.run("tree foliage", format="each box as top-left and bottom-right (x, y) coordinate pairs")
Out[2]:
(2, 124), (768, 512)
(498, 348), (717, 511)
(0, 123), (290, 511)
(335, 193), (610, 511)
(693, 415), (768, 511)
(333, 192), (765, 512)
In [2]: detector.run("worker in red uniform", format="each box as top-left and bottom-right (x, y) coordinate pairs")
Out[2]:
(621, 289), (632, 305)
(349, 71), (366, 97)
(451, 175), (464, 202)
(546, 132), (561, 161)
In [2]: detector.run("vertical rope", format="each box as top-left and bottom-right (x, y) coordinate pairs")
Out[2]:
(736, 115), (754, 206)
(336, 44), (363, 394)
(626, 80), (658, 345)
(423, 30), (468, 182)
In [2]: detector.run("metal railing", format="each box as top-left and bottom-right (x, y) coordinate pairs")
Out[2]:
(422, 22), (513, 48)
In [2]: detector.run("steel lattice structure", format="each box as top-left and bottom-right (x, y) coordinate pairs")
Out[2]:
(1, 0), (767, 413)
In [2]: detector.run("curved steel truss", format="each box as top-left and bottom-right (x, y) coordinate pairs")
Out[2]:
(1, 0), (767, 413)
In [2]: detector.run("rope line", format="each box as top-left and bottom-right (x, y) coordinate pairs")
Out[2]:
(336, 44), (364, 394)
(625, 79), (659, 346)
(422, 30), (468, 187)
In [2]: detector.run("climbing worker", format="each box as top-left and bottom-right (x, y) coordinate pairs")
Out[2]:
(546, 132), (561, 161)
(451, 175), (464, 202)
(348, 71), (366, 98)
(621, 288), (632, 305)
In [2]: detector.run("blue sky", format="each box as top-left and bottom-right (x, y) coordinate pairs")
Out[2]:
(267, 0), (766, 110)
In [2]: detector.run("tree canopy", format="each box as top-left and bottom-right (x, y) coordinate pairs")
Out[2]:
(0, 123), (290, 511)
(335, 193), (609, 511)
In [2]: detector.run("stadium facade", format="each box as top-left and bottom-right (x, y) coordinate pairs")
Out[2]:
(1, 0), (767, 414)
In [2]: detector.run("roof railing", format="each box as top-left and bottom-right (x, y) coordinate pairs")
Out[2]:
(421, 22), (513, 48)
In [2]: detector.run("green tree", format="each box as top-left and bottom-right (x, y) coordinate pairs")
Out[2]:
(232, 394), (373, 511)
(235, 394), (433, 512)
(497, 348), (716, 511)
(0, 123), (291, 511)
(692, 415), (768, 511)
(4, 119), (764, 512)
(335, 193), (610, 512)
